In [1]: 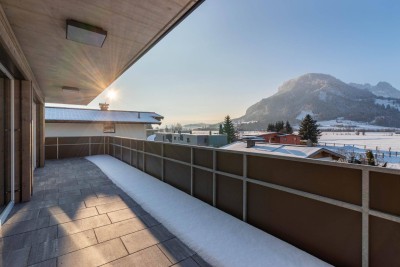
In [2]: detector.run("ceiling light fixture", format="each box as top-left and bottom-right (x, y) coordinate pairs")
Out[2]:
(66, 19), (107, 47)
(62, 86), (80, 94)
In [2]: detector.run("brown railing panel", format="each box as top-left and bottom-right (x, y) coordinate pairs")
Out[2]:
(370, 171), (400, 216)
(91, 136), (104, 143)
(115, 146), (122, 160)
(247, 182), (361, 267)
(91, 144), (104, 155)
(45, 146), (57, 160)
(58, 136), (89, 145)
(369, 215), (400, 267)
(137, 141), (144, 151)
(122, 147), (130, 164)
(121, 138), (130, 148)
(193, 168), (213, 205)
(59, 144), (89, 159)
(193, 148), (213, 169)
(131, 151), (138, 167)
(164, 160), (191, 194)
(216, 151), (243, 176)
(138, 152), (144, 170)
(164, 144), (191, 163)
(131, 139), (137, 150)
(247, 155), (362, 205)
(216, 174), (243, 219)
(109, 137), (115, 144)
(45, 137), (57, 145)
(145, 142), (162, 156)
(145, 155), (162, 179)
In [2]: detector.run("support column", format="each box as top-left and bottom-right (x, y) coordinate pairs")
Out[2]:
(38, 102), (45, 167)
(21, 80), (32, 201)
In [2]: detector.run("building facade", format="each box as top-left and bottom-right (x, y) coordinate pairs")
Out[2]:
(155, 132), (228, 147)
(45, 106), (163, 140)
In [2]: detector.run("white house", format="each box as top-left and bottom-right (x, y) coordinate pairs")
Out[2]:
(45, 105), (163, 139)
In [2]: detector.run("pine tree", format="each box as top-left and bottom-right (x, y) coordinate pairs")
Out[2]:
(298, 114), (321, 143)
(219, 124), (224, 134)
(285, 121), (293, 134)
(275, 121), (285, 133)
(267, 123), (276, 132)
(223, 115), (236, 144)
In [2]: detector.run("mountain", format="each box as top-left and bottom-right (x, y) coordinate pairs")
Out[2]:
(237, 73), (400, 128)
(349, 82), (400, 99)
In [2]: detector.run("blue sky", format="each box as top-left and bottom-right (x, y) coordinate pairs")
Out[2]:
(53, 0), (400, 126)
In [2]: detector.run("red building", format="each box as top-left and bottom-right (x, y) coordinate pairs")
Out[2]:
(258, 132), (301, 145)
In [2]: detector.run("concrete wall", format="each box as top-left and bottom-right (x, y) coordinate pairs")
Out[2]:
(45, 123), (147, 139)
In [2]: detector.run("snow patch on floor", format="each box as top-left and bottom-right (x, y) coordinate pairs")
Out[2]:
(87, 155), (330, 267)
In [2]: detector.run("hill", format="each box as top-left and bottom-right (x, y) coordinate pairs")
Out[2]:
(236, 73), (400, 129)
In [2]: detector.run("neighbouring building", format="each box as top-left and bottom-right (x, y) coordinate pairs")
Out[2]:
(45, 105), (163, 139)
(223, 141), (344, 161)
(256, 132), (301, 145)
(155, 132), (228, 147)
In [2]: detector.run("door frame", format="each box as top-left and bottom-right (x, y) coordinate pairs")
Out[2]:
(0, 62), (15, 225)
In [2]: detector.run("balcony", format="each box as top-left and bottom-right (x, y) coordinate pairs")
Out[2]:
(24, 135), (399, 267)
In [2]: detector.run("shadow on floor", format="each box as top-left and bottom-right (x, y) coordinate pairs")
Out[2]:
(0, 158), (210, 267)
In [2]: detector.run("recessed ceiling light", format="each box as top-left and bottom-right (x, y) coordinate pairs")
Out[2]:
(66, 19), (107, 47)
(62, 86), (80, 94)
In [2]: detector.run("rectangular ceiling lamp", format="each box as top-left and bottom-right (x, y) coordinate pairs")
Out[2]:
(66, 19), (107, 47)
(62, 86), (80, 94)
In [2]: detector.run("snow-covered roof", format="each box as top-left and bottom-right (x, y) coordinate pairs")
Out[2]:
(45, 107), (163, 124)
(222, 142), (344, 160)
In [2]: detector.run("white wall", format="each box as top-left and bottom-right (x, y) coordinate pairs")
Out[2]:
(45, 123), (147, 139)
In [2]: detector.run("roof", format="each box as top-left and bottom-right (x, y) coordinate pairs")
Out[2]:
(45, 107), (163, 124)
(222, 142), (344, 160)
(0, 0), (204, 104)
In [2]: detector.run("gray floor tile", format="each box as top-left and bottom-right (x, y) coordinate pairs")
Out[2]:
(57, 238), (128, 266)
(158, 238), (195, 264)
(102, 245), (171, 267)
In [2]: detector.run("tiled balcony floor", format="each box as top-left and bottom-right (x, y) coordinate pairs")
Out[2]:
(0, 158), (209, 267)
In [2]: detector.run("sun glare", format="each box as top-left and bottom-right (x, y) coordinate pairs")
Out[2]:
(106, 90), (117, 101)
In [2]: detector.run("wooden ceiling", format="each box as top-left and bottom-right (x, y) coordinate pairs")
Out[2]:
(0, 0), (202, 104)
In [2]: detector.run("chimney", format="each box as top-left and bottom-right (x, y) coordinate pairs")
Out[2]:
(246, 139), (255, 148)
(99, 103), (109, 111)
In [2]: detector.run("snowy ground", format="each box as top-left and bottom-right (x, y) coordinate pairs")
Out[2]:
(319, 132), (400, 169)
(319, 132), (400, 151)
(87, 155), (330, 267)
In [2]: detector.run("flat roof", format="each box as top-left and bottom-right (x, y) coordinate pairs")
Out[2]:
(45, 107), (163, 124)
(222, 142), (344, 159)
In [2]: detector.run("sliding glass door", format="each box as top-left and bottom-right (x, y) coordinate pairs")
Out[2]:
(0, 65), (15, 224)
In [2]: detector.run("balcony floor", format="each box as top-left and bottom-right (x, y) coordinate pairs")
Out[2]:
(0, 158), (209, 267)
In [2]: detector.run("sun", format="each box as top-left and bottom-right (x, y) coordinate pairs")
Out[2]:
(106, 90), (117, 101)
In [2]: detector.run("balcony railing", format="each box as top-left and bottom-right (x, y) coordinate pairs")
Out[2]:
(45, 136), (400, 267)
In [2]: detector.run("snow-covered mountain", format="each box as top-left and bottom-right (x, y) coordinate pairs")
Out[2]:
(349, 81), (400, 99)
(236, 73), (400, 128)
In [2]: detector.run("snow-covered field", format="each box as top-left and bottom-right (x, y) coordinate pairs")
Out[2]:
(319, 132), (400, 151)
(319, 132), (400, 169)
(317, 119), (399, 131)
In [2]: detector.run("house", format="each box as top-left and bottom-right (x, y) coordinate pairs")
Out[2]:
(257, 132), (301, 145)
(223, 141), (345, 161)
(45, 105), (163, 139)
(0, 1), (398, 266)
(154, 132), (227, 147)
